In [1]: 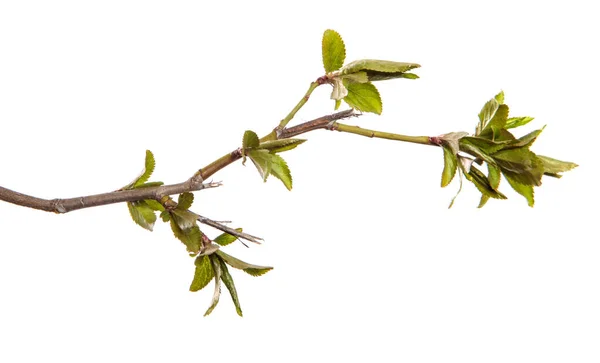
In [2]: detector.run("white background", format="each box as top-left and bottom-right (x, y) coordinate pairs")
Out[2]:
(0, 1), (597, 362)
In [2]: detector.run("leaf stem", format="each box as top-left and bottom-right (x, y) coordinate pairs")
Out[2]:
(275, 81), (320, 132)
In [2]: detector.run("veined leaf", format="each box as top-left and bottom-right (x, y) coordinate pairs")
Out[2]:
(242, 130), (260, 164)
(441, 146), (458, 187)
(248, 150), (293, 190)
(204, 255), (222, 317)
(169, 216), (202, 255)
(477, 97), (499, 135)
(505, 128), (544, 149)
(538, 155), (578, 177)
(478, 164), (501, 208)
(218, 257), (243, 317)
(144, 199), (165, 212)
(322, 29), (346, 73)
(493, 148), (544, 186)
(480, 104), (509, 140)
(340, 59), (420, 81)
(344, 82), (382, 114)
(214, 228), (243, 247)
(459, 138), (497, 165)
(460, 136), (507, 155)
(123, 150), (156, 190)
(177, 192), (194, 210)
(504, 173), (535, 207)
(127, 201), (157, 231)
(258, 138), (306, 153)
(464, 165), (507, 200)
(216, 250), (273, 277)
(506, 116), (534, 129)
(190, 255), (214, 292)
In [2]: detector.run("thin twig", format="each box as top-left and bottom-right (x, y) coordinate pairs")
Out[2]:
(196, 214), (263, 245)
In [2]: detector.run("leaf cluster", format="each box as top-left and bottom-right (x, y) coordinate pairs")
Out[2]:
(439, 92), (577, 207)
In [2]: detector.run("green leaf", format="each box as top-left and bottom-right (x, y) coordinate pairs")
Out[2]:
(505, 128), (544, 149)
(190, 255), (214, 292)
(160, 210), (170, 222)
(248, 150), (293, 190)
(341, 71), (369, 84)
(494, 90), (505, 104)
(242, 130), (260, 164)
(322, 29), (346, 73)
(343, 82), (382, 114)
(170, 215), (202, 255)
(214, 228), (243, 246)
(459, 138), (498, 165)
(177, 192), (194, 210)
(340, 59), (420, 81)
(441, 146), (458, 187)
(127, 201), (157, 231)
(506, 116), (534, 129)
(493, 148), (544, 186)
(478, 164), (501, 208)
(464, 165), (507, 200)
(204, 255), (222, 317)
(477, 97), (500, 135)
(480, 104), (509, 140)
(144, 199), (165, 212)
(504, 173), (535, 207)
(258, 138), (306, 153)
(171, 209), (199, 230)
(218, 257), (243, 317)
(216, 250), (273, 277)
(334, 99), (341, 110)
(460, 136), (508, 155)
(537, 155), (578, 177)
(123, 150), (156, 190)
(399, 73), (419, 80)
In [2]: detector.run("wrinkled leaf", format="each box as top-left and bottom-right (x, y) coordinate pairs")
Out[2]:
(440, 131), (469, 155)
(506, 116), (534, 129)
(464, 165), (507, 200)
(258, 139), (306, 153)
(204, 255), (222, 316)
(177, 192), (194, 210)
(493, 148), (544, 186)
(216, 250), (273, 277)
(504, 173), (535, 207)
(170, 217), (202, 255)
(127, 201), (157, 231)
(214, 228), (243, 247)
(441, 146), (458, 187)
(330, 77), (348, 100)
(322, 29), (346, 73)
(478, 164), (501, 208)
(538, 155), (578, 177)
(190, 255), (214, 292)
(341, 71), (369, 84)
(218, 257), (243, 317)
(340, 59), (420, 81)
(344, 82), (382, 114)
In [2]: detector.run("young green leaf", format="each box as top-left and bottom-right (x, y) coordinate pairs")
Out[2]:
(215, 250), (273, 277)
(177, 192), (194, 210)
(506, 116), (534, 129)
(478, 164), (501, 208)
(537, 155), (578, 177)
(160, 210), (170, 222)
(248, 149), (272, 181)
(169, 217), (202, 255)
(218, 257), (243, 317)
(258, 138), (306, 153)
(493, 148), (544, 186)
(122, 150), (156, 190)
(242, 130), (260, 164)
(464, 165), (507, 200)
(504, 173), (535, 207)
(190, 255), (214, 292)
(322, 29), (346, 73)
(441, 146), (458, 187)
(480, 104), (509, 140)
(268, 153), (293, 191)
(135, 181), (164, 188)
(477, 97), (500, 135)
(340, 59), (420, 81)
(144, 199), (165, 212)
(505, 128), (544, 149)
(344, 82), (382, 115)
(127, 201), (157, 231)
(204, 255), (222, 317)
(494, 90), (505, 104)
(214, 228), (243, 246)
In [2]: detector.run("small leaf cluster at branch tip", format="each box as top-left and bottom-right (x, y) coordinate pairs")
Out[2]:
(321, 29), (420, 115)
(438, 91), (577, 208)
